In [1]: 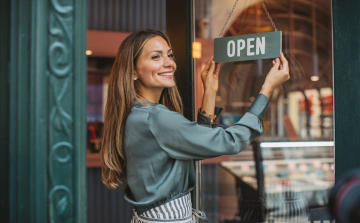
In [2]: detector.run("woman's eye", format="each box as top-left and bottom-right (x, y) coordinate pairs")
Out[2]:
(152, 55), (160, 59)
(168, 54), (174, 58)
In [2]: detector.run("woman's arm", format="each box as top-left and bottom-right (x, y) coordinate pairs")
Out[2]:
(260, 53), (290, 97)
(201, 91), (216, 118)
(148, 102), (267, 160)
(200, 53), (289, 112)
(199, 56), (221, 122)
(197, 52), (289, 128)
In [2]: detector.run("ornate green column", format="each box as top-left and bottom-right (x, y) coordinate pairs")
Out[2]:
(333, 0), (360, 180)
(1, 0), (87, 222)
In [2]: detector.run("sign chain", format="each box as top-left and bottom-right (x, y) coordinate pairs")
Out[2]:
(261, 0), (278, 31)
(219, 0), (279, 37)
(218, 0), (239, 37)
(237, 0), (251, 34)
(265, 0), (284, 31)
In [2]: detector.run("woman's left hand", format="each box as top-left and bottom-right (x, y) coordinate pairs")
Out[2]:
(201, 56), (221, 94)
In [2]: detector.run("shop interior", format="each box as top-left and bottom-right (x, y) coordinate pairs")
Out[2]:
(85, 0), (334, 222)
(194, 0), (334, 222)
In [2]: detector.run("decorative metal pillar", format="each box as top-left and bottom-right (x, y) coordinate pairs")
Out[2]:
(1, 0), (87, 222)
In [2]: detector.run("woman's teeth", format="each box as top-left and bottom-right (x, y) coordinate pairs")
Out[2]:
(159, 73), (173, 76)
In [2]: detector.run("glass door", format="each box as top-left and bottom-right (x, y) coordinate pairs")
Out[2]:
(194, 0), (334, 222)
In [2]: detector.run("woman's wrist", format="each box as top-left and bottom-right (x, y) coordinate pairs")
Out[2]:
(203, 88), (217, 95)
(203, 90), (217, 102)
(259, 84), (274, 98)
(201, 91), (216, 116)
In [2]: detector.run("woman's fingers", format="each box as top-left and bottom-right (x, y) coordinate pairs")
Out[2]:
(279, 53), (290, 81)
(272, 58), (281, 70)
(263, 53), (290, 92)
(214, 63), (221, 78)
(208, 61), (216, 75)
(280, 52), (289, 70)
(203, 55), (214, 72)
(270, 53), (288, 71)
(201, 57), (220, 92)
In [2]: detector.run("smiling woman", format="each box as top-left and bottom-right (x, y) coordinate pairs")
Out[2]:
(134, 36), (177, 103)
(101, 30), (183, 193)
(100, 29), (289, 223)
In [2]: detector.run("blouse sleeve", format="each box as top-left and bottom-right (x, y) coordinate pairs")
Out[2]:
(147, 94), (269, 160)
(197, 106), (223, 127)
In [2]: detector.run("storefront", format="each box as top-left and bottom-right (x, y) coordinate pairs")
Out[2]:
(1, 0), (360, 223)
(194, 1), (334, 222)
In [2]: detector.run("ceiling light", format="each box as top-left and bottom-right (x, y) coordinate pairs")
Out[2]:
(86, 50), (92, 55)
(311, 76), (319, 81)
(192, 42), (201, 59)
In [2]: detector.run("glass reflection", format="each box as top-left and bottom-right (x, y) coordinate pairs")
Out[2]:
(195, 0), (333, 222)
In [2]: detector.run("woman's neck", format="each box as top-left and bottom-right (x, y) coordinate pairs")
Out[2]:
(136, 87), (164, 104)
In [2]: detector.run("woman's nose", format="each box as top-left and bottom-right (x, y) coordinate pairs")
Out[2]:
(164, 56), (175, 67)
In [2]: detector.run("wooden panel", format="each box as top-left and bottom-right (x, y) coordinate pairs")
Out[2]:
(87, 30), (131, 57)
(87, 153), (231, 167)
(87, 154), (102, 168)
(201, 156), (230, 164)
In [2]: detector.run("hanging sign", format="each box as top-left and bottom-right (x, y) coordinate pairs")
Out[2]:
(214, 31), (282, 63)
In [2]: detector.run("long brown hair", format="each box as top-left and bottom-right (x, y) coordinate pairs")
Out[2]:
(101, 30), (183, 190)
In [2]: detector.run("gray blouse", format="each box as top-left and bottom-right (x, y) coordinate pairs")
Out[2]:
(124, 94), (269, 214)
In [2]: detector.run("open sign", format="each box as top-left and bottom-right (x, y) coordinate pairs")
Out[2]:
(214, 31), (282, 63)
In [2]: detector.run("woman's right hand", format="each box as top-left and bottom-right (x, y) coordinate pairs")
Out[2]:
(201, 56), (221, 94)
(260, 52), (290, 98)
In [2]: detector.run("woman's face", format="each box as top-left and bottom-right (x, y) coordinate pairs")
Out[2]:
(134, 36), (176, 90)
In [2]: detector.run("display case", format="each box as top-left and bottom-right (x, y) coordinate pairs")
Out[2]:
(201, 142), (334, 223)
(223, 143), (333, 201)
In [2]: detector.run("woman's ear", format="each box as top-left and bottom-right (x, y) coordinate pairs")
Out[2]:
(133, 71), (138, 81)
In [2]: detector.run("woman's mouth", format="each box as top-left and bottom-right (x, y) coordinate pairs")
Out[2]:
(159, 72), (174, 78)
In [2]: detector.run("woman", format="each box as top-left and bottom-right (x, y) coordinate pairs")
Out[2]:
(101, 29), (289, 223)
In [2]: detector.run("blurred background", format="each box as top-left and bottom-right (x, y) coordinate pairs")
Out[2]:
(85, 0), (334, 222)
(195, 0), (333, 222)
(86, 0), (333, 221)
(2, 0), (360, 223)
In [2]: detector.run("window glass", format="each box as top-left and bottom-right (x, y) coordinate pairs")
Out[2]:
(195, 0), (333, 222)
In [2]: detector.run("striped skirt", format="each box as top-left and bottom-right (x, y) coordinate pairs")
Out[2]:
(130, 193), (205, 223)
